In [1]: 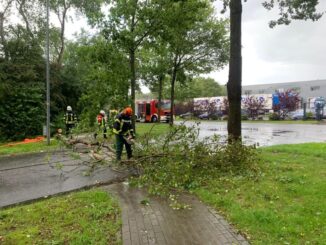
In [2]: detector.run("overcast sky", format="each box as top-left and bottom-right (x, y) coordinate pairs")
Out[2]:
(210, 1), (326, 85)
(62, 1), (326, 86)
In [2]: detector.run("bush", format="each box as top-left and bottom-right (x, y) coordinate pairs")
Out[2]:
(306, 112), (314, 119)
(0, 84), (45, 141)
(268, 112), (280, 121)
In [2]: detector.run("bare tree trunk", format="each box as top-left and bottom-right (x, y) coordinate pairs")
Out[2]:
(0, 0), (14, 60)
(227, 0), (242, 141)
(17, 0), (33, 38)
(157, 74), (164, 122)
(0, 13), (8, 60)
(57, 2), (68, 67)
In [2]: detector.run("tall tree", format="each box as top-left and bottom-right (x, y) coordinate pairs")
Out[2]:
(101, 0), (160, 130)
(139, 42), (171, 122)
(160, 0), (229, 125)
(224, 0), (323, 140)
(63, 34), (130, 126)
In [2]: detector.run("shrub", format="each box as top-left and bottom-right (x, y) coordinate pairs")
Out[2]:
(268, 112), (280, 121)
(306, 112), (314, 119)
(0, 84), (45, 141)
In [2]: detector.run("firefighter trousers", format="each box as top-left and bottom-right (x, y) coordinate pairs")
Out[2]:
(115, 134), (132, 161)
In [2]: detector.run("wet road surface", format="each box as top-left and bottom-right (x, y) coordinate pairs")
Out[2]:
(0, 150), (128, 208)
(182, 121), (326, 146)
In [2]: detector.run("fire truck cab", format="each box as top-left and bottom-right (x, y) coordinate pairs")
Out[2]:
(135, 99), (171, 123)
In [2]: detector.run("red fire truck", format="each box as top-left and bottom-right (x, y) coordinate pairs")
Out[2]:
(135, 99), (172, 122)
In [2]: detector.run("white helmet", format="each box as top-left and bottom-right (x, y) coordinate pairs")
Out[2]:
(100, 110), (105, 115)
(67, 106), (72, 111)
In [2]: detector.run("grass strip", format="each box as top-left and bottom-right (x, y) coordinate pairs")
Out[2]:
(0, 189), (121, 245)
(0, 139), (60, 156)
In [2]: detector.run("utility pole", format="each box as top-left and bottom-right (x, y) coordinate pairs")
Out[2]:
(46, 0), (50, 145)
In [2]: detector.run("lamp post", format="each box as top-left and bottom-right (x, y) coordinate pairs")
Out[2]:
(46, 0), (50, 145)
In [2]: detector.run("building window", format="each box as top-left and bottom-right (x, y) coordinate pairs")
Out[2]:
(310, 86), (320, 91)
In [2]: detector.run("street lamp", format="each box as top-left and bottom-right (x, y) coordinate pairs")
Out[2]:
(46, 0), (50, 145)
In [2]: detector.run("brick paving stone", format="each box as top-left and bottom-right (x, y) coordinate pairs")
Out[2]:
(104, 183), (249, 245)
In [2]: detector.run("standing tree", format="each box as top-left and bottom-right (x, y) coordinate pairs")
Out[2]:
(160, 0), (229, 125)
(100, 0), (161, 130)
(224, 0), (323, 140)
(139, 42), (170, 122)
(63, 34), (130, 127)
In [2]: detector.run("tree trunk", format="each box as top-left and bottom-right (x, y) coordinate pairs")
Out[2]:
(158, 74), (164, 122)
(169, 63), (178, 126)
(17, 0), (33, 38)
(227, 0), (242, 141)
(0, 13), (8, 60)
(130, 48), (136, 132)
(57, 4), (68, 67)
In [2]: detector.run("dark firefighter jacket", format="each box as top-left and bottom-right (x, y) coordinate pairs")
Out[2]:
(65, 112), (77, 125)
(113, 113), (134, 136)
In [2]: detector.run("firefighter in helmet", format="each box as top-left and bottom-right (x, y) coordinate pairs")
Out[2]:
(113, 107), (134, 161)
(94, 110), (107, 139)
(64, 106), (77, 135)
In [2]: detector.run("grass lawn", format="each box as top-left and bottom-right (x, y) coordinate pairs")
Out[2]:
(0, 139), (60, 156)
(136, 122), (170, 137)
(195, 143), (326, 244)
(0, 190), (121, 245)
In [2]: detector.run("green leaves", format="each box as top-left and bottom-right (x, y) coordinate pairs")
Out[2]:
(262, 0), (323, 28)
(132, 123), (260, 200)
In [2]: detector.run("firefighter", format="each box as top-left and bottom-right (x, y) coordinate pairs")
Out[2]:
(113, 107), (135, 161)
(94, 110), (107, 139)
(64, 106), (77, 135)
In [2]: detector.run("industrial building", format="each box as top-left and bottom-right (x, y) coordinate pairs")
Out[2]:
(242, 79), (326, 109)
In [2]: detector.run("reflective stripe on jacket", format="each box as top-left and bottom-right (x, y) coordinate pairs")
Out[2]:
(113, 113), (134, 136)
(65, 112), (77, 124)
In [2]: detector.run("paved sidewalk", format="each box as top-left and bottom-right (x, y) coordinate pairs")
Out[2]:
(0, 150), (128, 208)
(104, 183), (249, 245)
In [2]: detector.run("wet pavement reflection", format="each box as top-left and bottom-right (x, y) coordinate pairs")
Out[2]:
(181, 121), (326, 146)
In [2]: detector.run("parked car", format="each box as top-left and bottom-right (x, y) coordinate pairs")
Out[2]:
(198, 111), (223, 120)
(179, 112), (193, 119)
(289, 109), (316, 120)
(198, 112), (209, 120)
